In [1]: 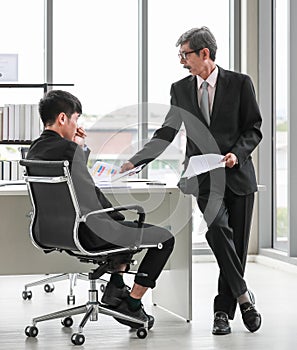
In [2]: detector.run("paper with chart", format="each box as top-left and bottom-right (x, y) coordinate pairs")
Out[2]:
(183, 154), (225, 179)
(90, 161), (144, 183)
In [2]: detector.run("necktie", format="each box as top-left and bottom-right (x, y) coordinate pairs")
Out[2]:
(200, 81), (210, 126)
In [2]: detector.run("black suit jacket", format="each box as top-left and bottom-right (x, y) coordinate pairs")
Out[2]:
(27, 130), (127, 250)
(130, 67), (262, 195)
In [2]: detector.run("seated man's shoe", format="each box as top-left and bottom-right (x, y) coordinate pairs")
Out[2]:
(240, 302), (262, 333)
(212, 311), (231, 335)
(112, 299), (154, 330)
(101, 282), (130, 307)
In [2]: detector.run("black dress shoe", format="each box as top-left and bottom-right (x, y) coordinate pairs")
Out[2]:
(212, 311), (231, 335)
(101, 282), (130, 307)
(240, 302), (262, 333)
(111, 299), (155, 330)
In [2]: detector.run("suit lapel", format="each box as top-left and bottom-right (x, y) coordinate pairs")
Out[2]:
(210, 66), (230, 124)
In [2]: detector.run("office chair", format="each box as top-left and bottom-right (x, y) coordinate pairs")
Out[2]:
(21, 159), (162, 345)
(19, 147), (106, 305)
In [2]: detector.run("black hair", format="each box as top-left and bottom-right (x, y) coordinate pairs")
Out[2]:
(38, 90), (82, 126)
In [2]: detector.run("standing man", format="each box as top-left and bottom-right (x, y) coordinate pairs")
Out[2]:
(121, 27), (262, 335)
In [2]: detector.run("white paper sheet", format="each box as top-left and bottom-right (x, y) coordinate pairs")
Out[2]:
(183, 154), (225, 179)
(90, 161), (144, 183)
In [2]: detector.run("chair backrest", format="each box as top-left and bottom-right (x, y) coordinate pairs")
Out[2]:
(20, 159), (81, 252)
(20, 159), (156, 261)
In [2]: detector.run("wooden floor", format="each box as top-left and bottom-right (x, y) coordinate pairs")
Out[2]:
(0, 259), (296, 350)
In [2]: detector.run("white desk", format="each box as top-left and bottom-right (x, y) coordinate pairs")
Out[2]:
(0, 183), (192, 321)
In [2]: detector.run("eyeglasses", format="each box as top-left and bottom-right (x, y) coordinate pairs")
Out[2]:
(178, 48), (202, 60)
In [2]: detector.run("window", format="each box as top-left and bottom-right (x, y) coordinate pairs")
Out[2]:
(274, 0), (289, 251)
(52, 0), (138, 166)
(0, 0), (44, 161)
(0, 0), (232, 252)
(148, 0), (230, 249)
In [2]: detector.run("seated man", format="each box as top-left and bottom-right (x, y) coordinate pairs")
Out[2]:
(27, 90), (175, 329)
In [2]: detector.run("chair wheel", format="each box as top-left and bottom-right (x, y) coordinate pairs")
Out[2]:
(25, 326), (38, 337)
(44, 283), (55, 293)
(100, 284), (106, 293)
(61, 317), (73, 328)
(22, 290), (32, 300)
(71, 333), (85, 345)
(136, 327), (147, 339)
(67, 295), (76, 305)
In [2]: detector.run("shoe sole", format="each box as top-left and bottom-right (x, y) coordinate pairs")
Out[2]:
(212, 328), (231, 335)
(114, 316), (154, 330)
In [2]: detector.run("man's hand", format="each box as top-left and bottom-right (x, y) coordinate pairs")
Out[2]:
(73, 126), (87, 147)
(120, 161), (135, 173)
(223, 153), (238, 168)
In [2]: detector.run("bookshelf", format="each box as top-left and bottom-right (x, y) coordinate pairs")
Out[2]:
(0, 83), (74, 144)
(0, 83), (74, 180)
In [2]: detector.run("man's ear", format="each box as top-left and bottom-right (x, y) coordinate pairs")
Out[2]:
(201, 48), (210, 60)
(57, 112), (66, 126)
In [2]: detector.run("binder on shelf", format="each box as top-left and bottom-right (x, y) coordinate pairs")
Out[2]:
(2, 106), (9, 141)
(14, 104), (20, 141)
(0, 106), (3, 141)
(7, 104), (15, 140)
(10, 160), (18, 181)
(2, 160), (10, 180)
(18, 104), (26, 141)
(24, 104), (31, 141)
(31, 104), (40, 140)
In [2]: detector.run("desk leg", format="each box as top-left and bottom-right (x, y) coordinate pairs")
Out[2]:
(152, 191), (192, 321)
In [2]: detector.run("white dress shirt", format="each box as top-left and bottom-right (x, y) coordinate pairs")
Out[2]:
(197, 65), (218, 115)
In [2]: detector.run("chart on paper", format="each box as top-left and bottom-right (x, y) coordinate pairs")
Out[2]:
(90, 161), (144, 183)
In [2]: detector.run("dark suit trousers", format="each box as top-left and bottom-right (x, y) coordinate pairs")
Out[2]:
(119, 221), (175, 289)
(197, 186), (254, 320)
(80, 220), (175, 289)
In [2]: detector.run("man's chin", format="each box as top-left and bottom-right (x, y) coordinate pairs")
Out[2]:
(184, 66), (194, 75)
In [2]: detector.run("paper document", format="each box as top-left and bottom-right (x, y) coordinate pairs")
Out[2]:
(183, 154), (225, 179)
(90, 161), (144, 183)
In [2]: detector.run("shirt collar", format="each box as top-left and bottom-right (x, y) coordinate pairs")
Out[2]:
(196, 65), (218, 89)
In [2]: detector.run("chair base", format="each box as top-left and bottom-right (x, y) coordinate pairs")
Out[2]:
(22, 273), (107, 304)
(25, 279), (149, 345)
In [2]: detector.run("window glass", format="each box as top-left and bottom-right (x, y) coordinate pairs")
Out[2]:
(53, 0), (138, 167)
(0, 0), (44, 106)
(274, 0), (288, 251)
(148, 0), (230, 248)
(0, 0), (44, 161)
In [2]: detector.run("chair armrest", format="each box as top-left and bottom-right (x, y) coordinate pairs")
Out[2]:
(80, 204), (145, 227)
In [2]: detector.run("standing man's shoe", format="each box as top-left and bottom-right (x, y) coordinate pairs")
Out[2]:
(212, 311), (231, 335)
(240, 302), (262, 332)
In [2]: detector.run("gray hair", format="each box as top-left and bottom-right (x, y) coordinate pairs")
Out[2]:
(176, 26), (217, 61)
